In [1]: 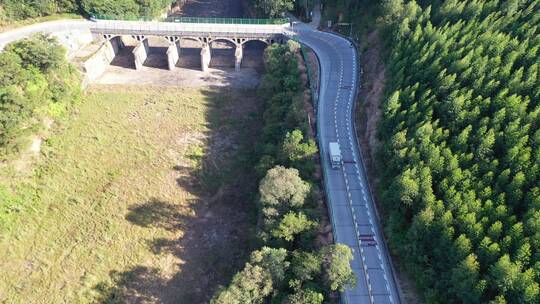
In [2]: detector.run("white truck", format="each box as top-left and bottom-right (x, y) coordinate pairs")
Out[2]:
(329, 142), (342, 169)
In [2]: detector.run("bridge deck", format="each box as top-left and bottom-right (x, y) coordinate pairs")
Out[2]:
(91, 20), (286, 38)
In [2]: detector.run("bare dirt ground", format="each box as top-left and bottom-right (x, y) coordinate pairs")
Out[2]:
(96, 36), (263, 88)
(354, 30), (420, 304)
(171, 0), (245, 18)
(97, 64), (260, 88)
(356, 30), (383, 163)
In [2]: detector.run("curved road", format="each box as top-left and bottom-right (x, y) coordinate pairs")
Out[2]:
(0, 17), (400, 304)
(290, 22), (400, 304)
(0, 20), (91, 50)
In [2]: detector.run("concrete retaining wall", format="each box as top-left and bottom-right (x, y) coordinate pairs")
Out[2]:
(82, 37), (124, 85)
(51, 29), (94, 59)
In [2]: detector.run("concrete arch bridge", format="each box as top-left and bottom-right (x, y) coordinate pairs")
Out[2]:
(91, 20), (287, 71)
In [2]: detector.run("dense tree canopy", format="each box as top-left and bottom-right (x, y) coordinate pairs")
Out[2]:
(320, 244), (356, 292)
(374, 0), (540, 303)
(272, 211), (316, 242)
(280, 129), (318, 174)
(211, 247), (288, 304)
(251, 0), (294, 18)
(284, 288), (324, 304)
(0, 0), (173, 21)
(260, 166), (310, 210)
(212, 244), (354, 303)
(0, 34), (80, 156)
(0, 0), (78, 21)
(81, 0), (173, 18)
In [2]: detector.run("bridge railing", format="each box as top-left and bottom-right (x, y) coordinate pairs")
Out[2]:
(164, 17), (289, 24)
(93, 13), (288, 25)
(93, 13), (154, 21)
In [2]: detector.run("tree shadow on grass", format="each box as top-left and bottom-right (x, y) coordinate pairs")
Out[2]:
(93, 266), (166, 304)
(92, 86), (263, 303)
(96, 194), (252, 303)
(125, 198), (186, 232)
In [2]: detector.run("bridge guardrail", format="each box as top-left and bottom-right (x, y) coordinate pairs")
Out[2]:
(93, 13), (154, 21)
(165, 17), (289, 25)
(93, 14), (288, 25)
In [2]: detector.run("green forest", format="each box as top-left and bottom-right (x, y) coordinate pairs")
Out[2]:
(0, 0), (174, 22)
(361, 0), (540, 303)
(0, 0), (78, 21)
(211, 41), (355, 303)
(80, 0), (173, 19)
(250, 0), (294, 18)
(0, 0), (300, 21)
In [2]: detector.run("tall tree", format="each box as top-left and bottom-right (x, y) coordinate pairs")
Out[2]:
(320, 244), (356, 292)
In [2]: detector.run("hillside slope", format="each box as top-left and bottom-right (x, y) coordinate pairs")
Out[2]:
(377, 1), (540, 303)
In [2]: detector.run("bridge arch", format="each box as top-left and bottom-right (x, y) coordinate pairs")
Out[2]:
(209, 38), (239, 47)
(207, 38), (237, 69)
(240, 39), (268, 71)
(241, 38), (271, 46)
(179, 36), (203, 47)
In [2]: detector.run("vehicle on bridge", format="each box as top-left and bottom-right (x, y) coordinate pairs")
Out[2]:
(329, 142), (341, 169)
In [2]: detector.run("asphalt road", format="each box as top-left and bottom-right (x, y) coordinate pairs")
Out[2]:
(289, 22), (400, 304)
(0, 20), (91, 50)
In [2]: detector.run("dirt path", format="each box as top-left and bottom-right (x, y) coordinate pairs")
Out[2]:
(97, 65), (260, 88)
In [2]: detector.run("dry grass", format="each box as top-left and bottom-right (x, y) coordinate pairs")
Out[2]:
(0, 85), (261, 303)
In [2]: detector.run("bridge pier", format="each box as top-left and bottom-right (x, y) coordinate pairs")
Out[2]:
(166, 40), (181, 70)
(104, 36), (124, 62)
(200, 43), (211, 72)
(234, 44), (243, 72)
(133, 38), (149, 70)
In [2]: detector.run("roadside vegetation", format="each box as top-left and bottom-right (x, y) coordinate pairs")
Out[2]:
(250, 0), (294, 18)
(325, 0), (540, 303)
(0, 0), (79, 23)
(211, 41), (355, 304)
(0, 0), (300, 24)
(0, 0), (174, 24)
(81, 0), (173, 19)
(0, 34), (80, 158)
(249, 0), (312, 19)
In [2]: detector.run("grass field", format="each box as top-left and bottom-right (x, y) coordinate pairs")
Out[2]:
(0, 85), (261, 303)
